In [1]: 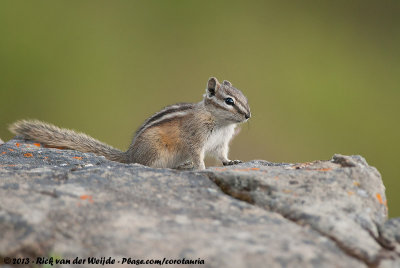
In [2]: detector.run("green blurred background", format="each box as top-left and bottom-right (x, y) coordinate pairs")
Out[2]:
(0, 1), (399, 217)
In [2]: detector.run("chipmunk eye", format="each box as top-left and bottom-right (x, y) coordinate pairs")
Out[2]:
(225, 97), (234, 105)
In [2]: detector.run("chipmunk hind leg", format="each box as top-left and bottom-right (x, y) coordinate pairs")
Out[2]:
(129, 125), (184, 168)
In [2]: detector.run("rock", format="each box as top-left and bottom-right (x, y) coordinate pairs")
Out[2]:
(0, 138), (399, 267)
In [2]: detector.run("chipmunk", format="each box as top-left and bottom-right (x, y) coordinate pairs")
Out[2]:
(9, 77), (251, 170)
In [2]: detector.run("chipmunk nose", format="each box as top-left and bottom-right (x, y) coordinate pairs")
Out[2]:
(245, 113), (251, 119)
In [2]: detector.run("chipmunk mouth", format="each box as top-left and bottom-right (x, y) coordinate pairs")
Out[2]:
(241, 112), (251, 122)
(237, 117), (250, 123)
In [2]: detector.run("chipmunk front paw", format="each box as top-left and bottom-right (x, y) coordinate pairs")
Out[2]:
(223, 160), (242, 166)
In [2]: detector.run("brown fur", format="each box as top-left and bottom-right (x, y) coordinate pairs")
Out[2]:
(158, 121), (180, 152)
(9, 77), (250, 169)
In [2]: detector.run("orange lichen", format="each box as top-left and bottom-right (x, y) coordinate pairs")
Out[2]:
(80, 195), (94, 203)
(8, 149), (14, 152)
(316, 168), (332, 172)
(1, 152), (6, 155)
(24, 153), (33, 157)
(305, 168), (332, 172)
(33, 143), (41, 147)
(353, 181), (360, 187)
(376, 193), (384, 205)
(233, 167), (260, 172)
(73, 156), (83, 160)
(15, 143), (20, 147)
(347, 191), (354, 196)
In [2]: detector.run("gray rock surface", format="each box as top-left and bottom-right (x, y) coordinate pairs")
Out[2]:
(0, 138), (399, 267)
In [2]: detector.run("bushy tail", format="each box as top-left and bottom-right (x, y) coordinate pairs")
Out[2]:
(9, 119), (127, 163)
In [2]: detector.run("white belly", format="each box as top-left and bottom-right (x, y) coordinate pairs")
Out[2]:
(204, 124), (236, 154)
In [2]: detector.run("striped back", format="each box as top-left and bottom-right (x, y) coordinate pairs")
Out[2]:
(133, 103), (195, 140)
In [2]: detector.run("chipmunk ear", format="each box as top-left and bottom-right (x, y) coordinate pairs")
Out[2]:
(223, 80), (232, 87)
(207, 77), (220, 96)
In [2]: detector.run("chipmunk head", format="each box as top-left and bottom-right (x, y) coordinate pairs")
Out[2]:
(204, 77), (251, 124)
